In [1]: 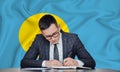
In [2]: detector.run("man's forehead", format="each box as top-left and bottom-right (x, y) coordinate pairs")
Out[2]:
(42, 24), (58, 35)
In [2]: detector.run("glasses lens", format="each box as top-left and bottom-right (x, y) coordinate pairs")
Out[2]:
(52, 32), (59, 38)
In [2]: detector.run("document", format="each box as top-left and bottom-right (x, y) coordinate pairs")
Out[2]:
(22, 66), (91, 71)
(22, 67), (51, 71)
(49, 66), (91, 70)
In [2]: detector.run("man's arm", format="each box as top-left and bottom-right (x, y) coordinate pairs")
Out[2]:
(21, 59), (44, 68)
(74, 35), (96, 69)
(21, 36), (43, 68)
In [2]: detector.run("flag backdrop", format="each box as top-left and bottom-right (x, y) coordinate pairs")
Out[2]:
(0, 0), (120, 70)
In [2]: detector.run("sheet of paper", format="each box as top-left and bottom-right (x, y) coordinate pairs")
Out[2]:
(22, 67), (51, 71)
(49, 66), (91, 69)
(22, 66), (91, 71)
(50, 66), (77, 69)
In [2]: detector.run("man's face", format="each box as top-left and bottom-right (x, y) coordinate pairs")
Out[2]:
(42, 24), (60, 44)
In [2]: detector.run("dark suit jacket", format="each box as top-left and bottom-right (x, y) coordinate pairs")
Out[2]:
(21, 31), (95, 69)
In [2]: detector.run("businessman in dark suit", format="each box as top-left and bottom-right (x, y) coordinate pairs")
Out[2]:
(21, 14), (95, 69)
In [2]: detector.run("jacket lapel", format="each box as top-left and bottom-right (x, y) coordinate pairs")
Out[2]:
(46, 41), (50, 60)
(62, 32), (69, 59)
(42, 37), (50, 60)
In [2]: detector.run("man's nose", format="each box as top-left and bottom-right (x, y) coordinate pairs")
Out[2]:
(51, 37), (55, 41)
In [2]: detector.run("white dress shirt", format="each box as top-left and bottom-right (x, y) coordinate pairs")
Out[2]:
(49, 32), (63, 63)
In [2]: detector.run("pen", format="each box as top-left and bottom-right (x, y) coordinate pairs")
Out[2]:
(63, 48), (74, 64)
(67, 51), (73, 57)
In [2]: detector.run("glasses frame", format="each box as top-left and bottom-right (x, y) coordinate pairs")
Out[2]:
(43, 29), (60, 40)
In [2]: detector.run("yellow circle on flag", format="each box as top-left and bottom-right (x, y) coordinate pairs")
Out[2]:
(19, 13), (69, 51)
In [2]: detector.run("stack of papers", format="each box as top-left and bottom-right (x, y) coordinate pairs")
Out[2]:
(49, 66), (91, 70)
(22, 67), (51, 71)
(22, 66), (91, 71)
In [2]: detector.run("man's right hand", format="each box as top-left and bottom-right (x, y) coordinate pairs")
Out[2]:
(45, 60), (63, 67)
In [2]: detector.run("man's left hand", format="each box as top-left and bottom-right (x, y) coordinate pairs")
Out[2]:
(63, 57), (78, 66)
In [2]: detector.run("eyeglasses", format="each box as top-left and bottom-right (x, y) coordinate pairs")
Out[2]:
(44, 30), (59, 40)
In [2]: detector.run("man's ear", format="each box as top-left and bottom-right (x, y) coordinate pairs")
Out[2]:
(41, 30), (45, 35)
(57, 24), (61, 31)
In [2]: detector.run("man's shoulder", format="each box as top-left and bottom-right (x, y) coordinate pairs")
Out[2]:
(62, 31), (80, 43)
(35, 34), (45, 40)
(35, 34), (42, 37)
(36, 34), (43, 37)
(62, 31), (78, 37)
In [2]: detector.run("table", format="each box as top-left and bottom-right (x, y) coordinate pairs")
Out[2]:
(0, 68), (119, 72)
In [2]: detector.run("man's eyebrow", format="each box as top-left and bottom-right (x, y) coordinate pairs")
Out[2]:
(46, 31), (57, 36)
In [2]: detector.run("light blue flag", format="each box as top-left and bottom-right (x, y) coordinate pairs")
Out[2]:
(0, 0), (120, 70)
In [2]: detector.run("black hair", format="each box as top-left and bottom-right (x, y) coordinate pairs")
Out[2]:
(39, 14), (58, 30)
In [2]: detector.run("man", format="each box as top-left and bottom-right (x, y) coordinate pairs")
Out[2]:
(21, 14), (95, 69)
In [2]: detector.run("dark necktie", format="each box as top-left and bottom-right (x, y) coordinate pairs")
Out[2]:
(54, 44), (59, 60)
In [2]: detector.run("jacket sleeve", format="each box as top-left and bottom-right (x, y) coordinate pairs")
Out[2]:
(73, 35), (96, 69)
(21, 36), (43, 68)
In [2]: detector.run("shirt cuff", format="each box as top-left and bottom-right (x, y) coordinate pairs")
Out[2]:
(76, 60), (84, 67)
(42, 60), (46, 67)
